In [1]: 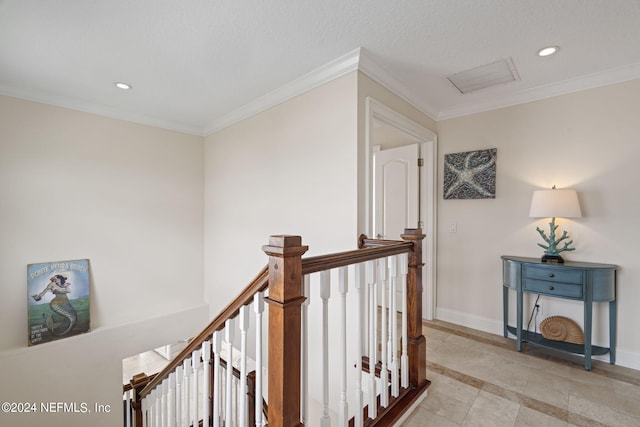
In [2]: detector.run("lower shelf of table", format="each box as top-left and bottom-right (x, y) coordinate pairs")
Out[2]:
(506, 326), (610, 356)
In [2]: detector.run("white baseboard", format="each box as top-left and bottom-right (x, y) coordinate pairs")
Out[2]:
(434, 307), (640, 371)
(593, 348), (640, 371)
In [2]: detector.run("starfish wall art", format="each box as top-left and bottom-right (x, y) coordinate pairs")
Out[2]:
(444, 148), (497, 199)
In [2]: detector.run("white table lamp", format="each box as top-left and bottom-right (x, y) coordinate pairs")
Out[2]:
(529, 186), (582, 263)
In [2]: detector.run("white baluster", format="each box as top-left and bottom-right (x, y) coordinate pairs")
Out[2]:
(225, 319), (235, 427)
(353, 263), (364, 427)
(183, 358), (191, 427)
(400, 253), (409, 389)
(220, 363), (226, 424)
(338, 266), (349, 427)
(202, 340), (211, 427)
(233, 375), (239, 426)
(146, 391), (152, 427)
(366, 260), (377, 419)
(212, 331), (222, 427)
(168, 374), (176, 427)
(130, 390), (135, 427)
(378, 258), (389, 407)
(192, 350), (200, 427)
(142, 396), (148, 427)
(155, 388), (161, 427)
(388, 258), (394, 366)
(253, 292), (264, 427)
(301, 277), (310, 426)
(123, 390), (129, 427)
(175, 366), (183, 427)
(150, 389), (156, 427)
(162, 379), (168, 427)
(123, 390), (130, 427)
(389, 256), (399, 397)
(239, 306), (249, 427)
(320, 270), (331, 427)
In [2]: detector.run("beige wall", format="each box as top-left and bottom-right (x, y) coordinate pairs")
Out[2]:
(435, 78), (640, 368)
(0, 95), (208, 426)
(204, 71), (359, 313)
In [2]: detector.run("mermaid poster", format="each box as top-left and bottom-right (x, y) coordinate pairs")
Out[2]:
(27, 259), (90, 346)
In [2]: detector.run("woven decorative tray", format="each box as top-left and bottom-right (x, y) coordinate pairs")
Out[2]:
(540, 316), (585, 344)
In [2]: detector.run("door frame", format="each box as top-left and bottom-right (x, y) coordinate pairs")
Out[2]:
(364, 97), (437, 320)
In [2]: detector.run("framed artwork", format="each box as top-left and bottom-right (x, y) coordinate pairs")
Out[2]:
(27, 259), (90, 346)
(444, 148), (497, 199)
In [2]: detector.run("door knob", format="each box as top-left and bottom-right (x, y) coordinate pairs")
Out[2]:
(376, 234), (384, 239)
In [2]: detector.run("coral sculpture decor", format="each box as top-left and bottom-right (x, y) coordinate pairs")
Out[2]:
(536, 217), (575, 262)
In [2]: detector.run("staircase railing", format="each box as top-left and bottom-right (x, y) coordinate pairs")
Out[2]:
(127, 229), (429, 427)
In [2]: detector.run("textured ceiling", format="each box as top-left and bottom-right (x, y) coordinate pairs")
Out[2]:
(1, 0), (639, 135)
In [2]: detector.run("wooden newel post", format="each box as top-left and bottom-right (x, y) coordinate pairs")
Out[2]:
(263, 235), (309, 427)
(130, 373), (150, 427)
(401, 228), (427, 388)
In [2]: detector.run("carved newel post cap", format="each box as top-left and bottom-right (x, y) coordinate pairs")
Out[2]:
(263, 235), (308, 257)
(269, 235), (302, 247)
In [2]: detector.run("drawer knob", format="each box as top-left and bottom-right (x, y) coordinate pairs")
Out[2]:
(549, 286), (555, 290)
(549, 273), (555, 278)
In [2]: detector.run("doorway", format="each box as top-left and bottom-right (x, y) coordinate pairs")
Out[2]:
(365, 97), (437, 320)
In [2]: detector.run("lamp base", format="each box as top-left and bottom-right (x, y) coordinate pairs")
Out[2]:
(541, 254), (564, 263)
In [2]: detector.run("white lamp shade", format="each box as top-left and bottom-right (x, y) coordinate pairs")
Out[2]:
(529, 189), (582, 218)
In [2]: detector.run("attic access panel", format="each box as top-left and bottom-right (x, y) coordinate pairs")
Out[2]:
(448, 59), (519, 94)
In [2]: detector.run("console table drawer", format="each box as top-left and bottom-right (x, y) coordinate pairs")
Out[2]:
(523, 278), (583, 299)
(524, 266), (583, 284)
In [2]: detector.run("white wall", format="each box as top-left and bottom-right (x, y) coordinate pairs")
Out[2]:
(0, 95), (208, 427)
(435, 78), (640, 369)
(204, 72), (359, 313)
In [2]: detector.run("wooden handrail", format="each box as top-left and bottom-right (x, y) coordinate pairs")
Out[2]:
(357, 234), (409, 249)
(139, 264), (269, 398)
(123, 372), (157, 394)
(302, 241), (412, 275)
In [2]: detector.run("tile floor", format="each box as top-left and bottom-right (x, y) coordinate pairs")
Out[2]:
(404, 320), (640, 427)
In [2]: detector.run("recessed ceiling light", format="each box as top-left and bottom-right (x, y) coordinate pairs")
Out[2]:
(537, 46), (559, 57)
(115, 82), (132, 90)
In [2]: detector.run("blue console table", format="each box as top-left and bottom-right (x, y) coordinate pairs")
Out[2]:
(502, 255), (617, 370)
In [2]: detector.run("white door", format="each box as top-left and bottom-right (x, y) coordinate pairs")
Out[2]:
(373, 143), (420, 240)
(373, 143), (420, 312)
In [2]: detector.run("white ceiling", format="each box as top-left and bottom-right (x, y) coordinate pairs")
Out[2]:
(1, 0), (639, 136)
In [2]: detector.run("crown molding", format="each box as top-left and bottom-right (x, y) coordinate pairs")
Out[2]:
(204, 54), (640, 133)
(6, 51), (638, 136)
(204, 47), (442, 136)
(204, 48), (362, 136)
(357, 50), (439, 122)
(437, 61), (640, 120)
(0, 86), (205, 136)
